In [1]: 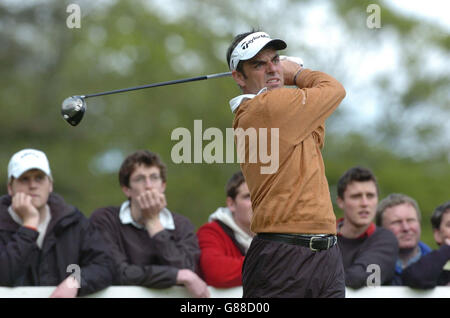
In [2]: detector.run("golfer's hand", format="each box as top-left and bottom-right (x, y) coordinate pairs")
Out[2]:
(136, 189), (167, 236)
(177, 269), (210, 298)
(280, 56), (303, 86)
(11, 192), (40, 228)
(49, 276), (79, 298)
(280, 55), (304, 67)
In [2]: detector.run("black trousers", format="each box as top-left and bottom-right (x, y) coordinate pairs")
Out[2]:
(242, 234), (345, 298)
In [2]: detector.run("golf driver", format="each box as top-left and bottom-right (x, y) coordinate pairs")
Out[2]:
(61, 71), (232, 126)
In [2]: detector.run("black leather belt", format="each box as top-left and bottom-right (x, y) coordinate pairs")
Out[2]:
(257, 233), (337, 252)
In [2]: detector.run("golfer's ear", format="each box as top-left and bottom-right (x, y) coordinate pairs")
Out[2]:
(232, 70), (246, 88)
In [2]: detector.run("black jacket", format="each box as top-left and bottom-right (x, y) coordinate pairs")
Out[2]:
(0, 193), (114, 296)
(338, 226), (399, 288)
(401, 245), (450, 288)
(90, 206), (200, 288)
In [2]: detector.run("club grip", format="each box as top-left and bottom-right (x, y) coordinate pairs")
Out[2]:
(207, 72), (232, 79)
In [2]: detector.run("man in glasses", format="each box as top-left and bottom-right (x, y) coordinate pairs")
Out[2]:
(90, 150), (209, 297)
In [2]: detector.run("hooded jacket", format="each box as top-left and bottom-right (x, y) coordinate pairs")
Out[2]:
(197, 207), (253, 287)
(0, 193), (114, 296)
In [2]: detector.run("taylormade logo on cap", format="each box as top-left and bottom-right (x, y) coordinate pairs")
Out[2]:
(7, 149), (52, 180)
(240, 33), (270, 50)
(229, 32), (287, 71)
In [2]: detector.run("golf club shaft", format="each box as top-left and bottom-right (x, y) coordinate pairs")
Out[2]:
(83, 71), (232, 99)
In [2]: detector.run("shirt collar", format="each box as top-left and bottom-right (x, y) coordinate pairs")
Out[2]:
(394, 242), (432, 274)
(119, 200), (175, 230)
(229, 87), (267, 113)
(336, 217), (376, 238)
(395, 248), (423, 273)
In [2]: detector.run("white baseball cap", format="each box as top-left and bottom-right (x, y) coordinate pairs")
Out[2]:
(8, 149), (52, 180)
(229, 31), (287, 71)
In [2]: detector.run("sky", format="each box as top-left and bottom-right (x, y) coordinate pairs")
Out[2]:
(388, 0), (450, 31)
(290, 0), (449, 143)
(144, 0), (449, 121)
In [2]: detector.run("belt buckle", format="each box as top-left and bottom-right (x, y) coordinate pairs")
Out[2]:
(309, 236), (321, 252)
(328, 236), (334, 249)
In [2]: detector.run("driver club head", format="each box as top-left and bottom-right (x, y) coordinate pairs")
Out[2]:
(61, 96), (86, 126)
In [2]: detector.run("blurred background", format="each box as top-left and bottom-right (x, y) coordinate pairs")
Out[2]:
(0, 0), (449, 248)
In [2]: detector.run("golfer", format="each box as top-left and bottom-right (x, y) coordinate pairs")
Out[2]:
(227, 31), (346, 297)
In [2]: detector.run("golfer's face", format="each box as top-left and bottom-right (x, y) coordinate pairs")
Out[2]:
(239, 48), (284, 94)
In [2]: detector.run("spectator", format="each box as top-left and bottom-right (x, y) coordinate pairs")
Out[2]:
(0, 148), (113, 297)
(376, 193), (432, 285)
(90, 150), (209, 297)
(197, 171), (254, 287)
(336, 167), (398, 288)
(401, 201), (450, 288)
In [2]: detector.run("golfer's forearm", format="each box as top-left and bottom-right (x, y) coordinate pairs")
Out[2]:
(295, 69), (346, 98)
(292, 69), (346, 123)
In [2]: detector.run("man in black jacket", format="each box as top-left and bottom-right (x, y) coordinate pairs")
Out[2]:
(336, 166), (398, 288)
(401, 201), (450, 288)
(90, 150), (209, 297)
(0, 148), (113, 297)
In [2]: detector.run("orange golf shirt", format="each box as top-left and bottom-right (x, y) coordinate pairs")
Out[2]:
(232, 69), (346, 234)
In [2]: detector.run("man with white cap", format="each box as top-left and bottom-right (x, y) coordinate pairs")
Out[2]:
(0, 148), (113, 297)
(227, 30), (346, 297)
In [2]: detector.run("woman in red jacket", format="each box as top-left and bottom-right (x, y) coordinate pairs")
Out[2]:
(197, 171), (254, 287)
